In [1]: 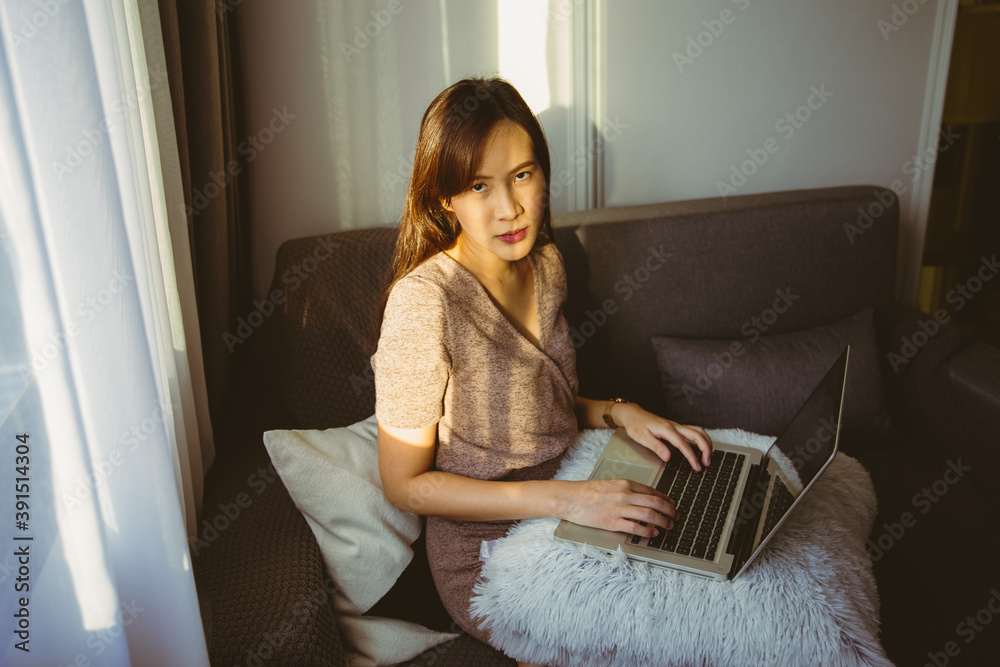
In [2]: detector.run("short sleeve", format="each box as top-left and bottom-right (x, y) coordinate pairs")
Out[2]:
(371, 276), (451, 429)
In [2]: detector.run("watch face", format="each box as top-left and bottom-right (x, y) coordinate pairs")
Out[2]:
(604, 399), (628, 428)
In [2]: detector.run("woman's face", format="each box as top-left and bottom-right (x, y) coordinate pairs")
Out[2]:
(444, 120), (546, 269)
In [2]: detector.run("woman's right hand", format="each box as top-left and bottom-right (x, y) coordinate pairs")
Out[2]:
(556, 478), (677, 538)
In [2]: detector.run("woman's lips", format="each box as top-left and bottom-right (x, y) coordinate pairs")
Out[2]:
(497, 227), (528, 243)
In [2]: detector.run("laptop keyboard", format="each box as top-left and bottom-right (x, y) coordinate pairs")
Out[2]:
(760, 472), (795, 538)
(629, 450), (745, 561)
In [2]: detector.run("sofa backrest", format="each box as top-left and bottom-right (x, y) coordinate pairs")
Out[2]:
(260, 226), (398, 429)
(261, 185), (898, 428)
(556, 185), (899, 414)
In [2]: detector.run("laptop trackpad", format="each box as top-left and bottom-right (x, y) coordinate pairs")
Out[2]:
(592, 459), (657, 485)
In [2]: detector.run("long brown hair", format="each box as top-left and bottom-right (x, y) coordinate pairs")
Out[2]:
(370, 77), (554, 348)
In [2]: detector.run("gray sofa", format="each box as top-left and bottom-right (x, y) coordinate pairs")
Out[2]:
(194, 185), (1000, 666)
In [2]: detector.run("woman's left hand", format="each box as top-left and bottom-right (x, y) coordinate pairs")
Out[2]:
(612, 403), (713, 471)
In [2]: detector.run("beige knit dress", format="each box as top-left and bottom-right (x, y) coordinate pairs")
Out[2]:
(371, 241), (579, 647)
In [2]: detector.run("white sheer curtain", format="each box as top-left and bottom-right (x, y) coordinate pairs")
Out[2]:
(0, 0), (210, 664)
(242, 0), (580, 294)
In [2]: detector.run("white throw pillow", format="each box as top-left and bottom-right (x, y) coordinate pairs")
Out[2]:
(264, 415), (458, 666)
(470, 428), (890, 667)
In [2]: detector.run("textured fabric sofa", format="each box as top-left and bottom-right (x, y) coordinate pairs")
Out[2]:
(193, 185), (1000, 666)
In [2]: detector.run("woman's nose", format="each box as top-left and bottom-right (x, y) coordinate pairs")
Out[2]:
(495, 186), (522, 220)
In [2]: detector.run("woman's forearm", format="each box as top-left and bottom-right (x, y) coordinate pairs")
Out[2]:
(575, 397), (713, 471)
(392, 468), (676, 539)
(574, 395), (636, 430)
(390, 470), (574, 521)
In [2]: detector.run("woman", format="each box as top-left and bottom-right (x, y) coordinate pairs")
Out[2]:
(371, 77), (712, 666)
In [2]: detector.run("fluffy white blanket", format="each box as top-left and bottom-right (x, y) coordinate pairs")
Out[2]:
(470, 428), (892, 667)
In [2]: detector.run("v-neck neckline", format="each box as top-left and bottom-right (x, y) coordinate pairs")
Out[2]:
(441, 249), (545, 355)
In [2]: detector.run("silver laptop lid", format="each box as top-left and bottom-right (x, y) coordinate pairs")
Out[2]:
(732, 345), (850, 579)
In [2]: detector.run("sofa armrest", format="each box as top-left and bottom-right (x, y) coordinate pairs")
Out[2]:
(946, 340), (1000, 418)
(194, 439), (346, 667)
(195, 329), (346, 667)
(876, 302), (998, 498)
(874, 301), (974, 417)
(943, 340), (1000, 481)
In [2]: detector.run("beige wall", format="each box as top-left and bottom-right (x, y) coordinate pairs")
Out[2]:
(238, 0), (955, 302)
(603, 0), (955, 301)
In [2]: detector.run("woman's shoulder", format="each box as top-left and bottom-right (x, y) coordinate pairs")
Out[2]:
(386, 251), (467, 312)
(534, 239), (564, 262)
(389, 257), (445, 303)
(531, 240), (567, 288)
(380, 260), (450, 341)
(532, 239), (567, 273)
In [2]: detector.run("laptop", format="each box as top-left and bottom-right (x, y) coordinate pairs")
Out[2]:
(554, 345), (850, 581)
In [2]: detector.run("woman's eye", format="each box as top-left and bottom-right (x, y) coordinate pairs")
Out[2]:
(471, 183), (487, 193)
(515, 171), (530, 181)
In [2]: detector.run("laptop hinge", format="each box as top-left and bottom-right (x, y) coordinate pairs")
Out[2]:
(726, 462), (767, 577)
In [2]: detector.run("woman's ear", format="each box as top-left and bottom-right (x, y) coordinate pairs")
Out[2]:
(440, 197), (452, 212)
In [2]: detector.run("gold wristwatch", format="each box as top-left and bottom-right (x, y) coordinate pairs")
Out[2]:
(603, 398), (631, 428)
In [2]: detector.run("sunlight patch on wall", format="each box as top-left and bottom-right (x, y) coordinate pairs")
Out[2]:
(498, 0), (551, 113)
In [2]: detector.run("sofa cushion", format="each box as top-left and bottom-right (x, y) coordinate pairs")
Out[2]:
(262, 227), (398, 430)
(469, 428), (889, 666)
(263, 416), (459, 664)
(651, 308), (889, 445)
(555, 186), (899, 416)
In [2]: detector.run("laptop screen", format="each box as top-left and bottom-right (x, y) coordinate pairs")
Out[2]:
(767, 347), (848, 493)
(732, 347), (850, 578)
